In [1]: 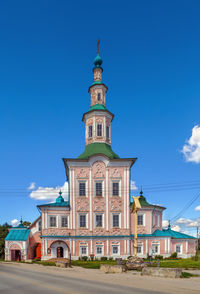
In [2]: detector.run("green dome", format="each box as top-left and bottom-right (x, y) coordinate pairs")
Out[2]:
(94, 54), (103, 68)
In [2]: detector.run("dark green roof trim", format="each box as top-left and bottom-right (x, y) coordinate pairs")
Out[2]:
(40, 230), (195, 239)
(89, 104), (107, 112)
(5, 229), (30, 241)
(41, 235), (131, 239)
(37, 201), (69, 208)
(78, 143), (120, 160)
(82, 108), (114, 122)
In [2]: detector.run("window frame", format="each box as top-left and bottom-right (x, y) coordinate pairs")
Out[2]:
(95, 245), (104, 256)
(97, 123), (102, 137)
(111, 244), (120, 256)
(112, 213), (121, 228)
(137, 213), (145, 226)
(95, 181), (103, 197)
(61, 216), (68, 228)
(137, 243), (143, 255)
(175, 244), (182, 254)
(78, 213), (88, 228)
(79, 181), (86, 197)
(49, 215), (57, 228)
(88, 125), (93, 138)
(112, 182), (119, 197)
(106, 125), (110, 139)
(79, 245), (88, 256)
(95, 213), (104, 228)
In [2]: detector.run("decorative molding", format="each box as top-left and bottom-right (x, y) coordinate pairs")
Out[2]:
(111, 168), (121, 178)
(77, 168), (88, 179)
(93, 162), (105, 178)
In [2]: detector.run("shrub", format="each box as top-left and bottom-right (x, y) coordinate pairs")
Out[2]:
(100, 256), (107, 261)
(109, 257), (113, 261)
(81, 256), (88, 261)
(154, 255), (163, 260)
(170, 252), (177, 259)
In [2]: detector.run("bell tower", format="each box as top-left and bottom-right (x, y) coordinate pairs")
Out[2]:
(82, 41), (114, 147)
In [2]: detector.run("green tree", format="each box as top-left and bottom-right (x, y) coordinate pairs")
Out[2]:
(0, 223), (11, 259)
(22, 221), (31, 227)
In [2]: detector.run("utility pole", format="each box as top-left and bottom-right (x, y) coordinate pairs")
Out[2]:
(131, 196), (141, 256)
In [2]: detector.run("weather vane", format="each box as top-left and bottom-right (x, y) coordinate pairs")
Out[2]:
(97, 39), (100, 54)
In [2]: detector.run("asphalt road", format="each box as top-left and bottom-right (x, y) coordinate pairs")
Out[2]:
(0, 263), (164, 294)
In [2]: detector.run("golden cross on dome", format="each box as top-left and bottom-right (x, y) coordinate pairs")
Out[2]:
(97, 39), (100, 54)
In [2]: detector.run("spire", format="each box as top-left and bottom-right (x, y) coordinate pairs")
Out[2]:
(56, 190), (64, 203)
(168, 220), (171, 229)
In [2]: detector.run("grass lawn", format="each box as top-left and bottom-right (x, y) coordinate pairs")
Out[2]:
(71, 260), (116, 269)
(157, 258), (200, 269)
(71, 258), (200, 270)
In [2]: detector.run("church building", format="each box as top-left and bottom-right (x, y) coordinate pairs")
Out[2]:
(5, 48), (196, 261)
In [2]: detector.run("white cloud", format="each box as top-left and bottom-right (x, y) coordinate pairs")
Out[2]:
(27, 182), (36, 190)
(182, 125), (200, 163)
(171, 225), (181, 232)
(30, 182), (68, 201)
(175, 217), (200, 228)
(11, 219), (19, 227)
(131, 181), (138, 191)
(162, 220), (169, 228)
(195, 206), (200, 211)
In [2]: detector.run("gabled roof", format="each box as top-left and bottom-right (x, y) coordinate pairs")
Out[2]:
(5, 228), (30, 241)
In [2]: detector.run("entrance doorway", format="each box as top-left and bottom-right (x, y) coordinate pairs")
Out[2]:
(57, 247), (64, 258)
(11, 250), (21, 261)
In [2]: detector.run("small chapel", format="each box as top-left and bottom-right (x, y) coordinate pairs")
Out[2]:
(5, 46), (196, 261)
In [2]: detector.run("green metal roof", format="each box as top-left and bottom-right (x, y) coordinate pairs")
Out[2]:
(78, 143), (120, 159)
(151, 228), (196, 239)
(5, 228), (30, 241)
(89, 104), (107, 112)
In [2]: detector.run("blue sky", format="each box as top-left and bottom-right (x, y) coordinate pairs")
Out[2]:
(0, 0), (200, 235)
